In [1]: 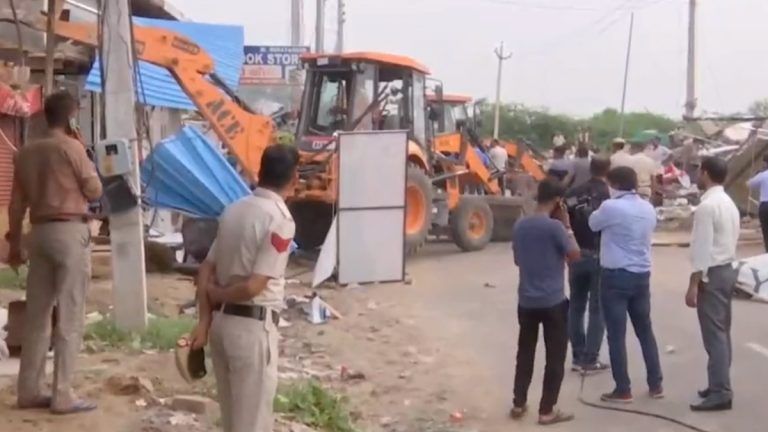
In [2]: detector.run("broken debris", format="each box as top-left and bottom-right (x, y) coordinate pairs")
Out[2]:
(104, 374), (154, 396)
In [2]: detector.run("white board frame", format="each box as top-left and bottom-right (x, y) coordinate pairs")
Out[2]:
(336, 130), (408, 284)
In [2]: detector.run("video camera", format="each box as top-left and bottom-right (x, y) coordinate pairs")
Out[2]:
(565, 194), (595, 214)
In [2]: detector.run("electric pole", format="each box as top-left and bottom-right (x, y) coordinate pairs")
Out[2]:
(315, 0), (325, 53)
(102, 0), (148, 331)
(335, 0), (345, 53)
(618, 12), (635, 138)
(291, 0), (304, 46)
(684, 0), (697, 120)
(493, 42), (512, 140)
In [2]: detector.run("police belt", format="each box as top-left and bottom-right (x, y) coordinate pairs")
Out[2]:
(220, 303), (280, 325)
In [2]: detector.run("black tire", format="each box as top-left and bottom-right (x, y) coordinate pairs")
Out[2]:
(405, 164), (433, 255)
(449, 197), (494, 252)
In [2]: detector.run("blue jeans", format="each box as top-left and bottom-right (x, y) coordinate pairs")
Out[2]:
(568, 255), (604, 365)
(601, 268), (663, 394)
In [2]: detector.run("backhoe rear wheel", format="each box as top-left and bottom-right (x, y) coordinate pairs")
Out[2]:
(405, 164), (432, 255)
(449, 197), (493, 252)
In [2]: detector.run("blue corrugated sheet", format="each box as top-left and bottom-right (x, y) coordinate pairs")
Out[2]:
(141, 126), (250, 217)
(86, 17), (244, 110)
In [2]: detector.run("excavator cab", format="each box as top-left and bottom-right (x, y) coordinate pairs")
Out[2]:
(296, 52), (430, 154)
(290, 53), (433, 250)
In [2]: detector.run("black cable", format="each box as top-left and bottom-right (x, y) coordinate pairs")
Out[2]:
(573, 190), (710, 432)
(577, 373), (712, 432)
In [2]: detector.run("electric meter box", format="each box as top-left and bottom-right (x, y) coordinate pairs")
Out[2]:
(95, 138), (133, 177)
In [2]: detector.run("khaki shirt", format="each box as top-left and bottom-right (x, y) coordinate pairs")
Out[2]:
(206, 188), (295, 309)
(610, 150), (633, 168)
(10, 131), (102, 228)
(627, 153), (661, 197)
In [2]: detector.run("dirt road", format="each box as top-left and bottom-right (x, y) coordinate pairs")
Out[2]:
(2, 241), (768, 432)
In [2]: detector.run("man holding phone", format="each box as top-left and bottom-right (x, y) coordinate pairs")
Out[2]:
(510, 178), (580, 426)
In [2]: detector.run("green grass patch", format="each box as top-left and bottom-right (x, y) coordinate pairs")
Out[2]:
(275, 380), (357, 432)
(84, 315), (195, 351)
(0, 266), (26, 290)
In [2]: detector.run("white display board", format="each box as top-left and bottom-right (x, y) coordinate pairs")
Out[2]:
(337, 131), (407, 284)
(338, 131), (407, 209)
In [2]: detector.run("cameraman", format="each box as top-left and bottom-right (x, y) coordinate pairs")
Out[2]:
(565, 156), (611, 374)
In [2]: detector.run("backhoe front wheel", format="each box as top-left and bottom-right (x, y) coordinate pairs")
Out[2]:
(450, 197), (493, 252)
(405, 165), (432, 255)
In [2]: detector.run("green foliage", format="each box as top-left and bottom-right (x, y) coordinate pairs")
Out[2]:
(275, 380), (357, 432)
(0, 266), (27, 290)
(479, 103), (677, 151)
(84, 316), (195, 351)
(748, 98), (768, 117)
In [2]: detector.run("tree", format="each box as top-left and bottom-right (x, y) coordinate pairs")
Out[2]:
(748, 99), (768, 117)
(479, 103), (677, 150)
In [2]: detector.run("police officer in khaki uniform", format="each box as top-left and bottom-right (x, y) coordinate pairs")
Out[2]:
(190, 144), (298, 432)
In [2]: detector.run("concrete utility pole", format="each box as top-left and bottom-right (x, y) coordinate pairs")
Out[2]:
(618, 12), (635, 138)
(493, 42), (512, 140)
(291, 0), (304, 46)
(43, 0), (57, 94)
(315, 0), (325, 53)
(684, 0), (697, 120)
(102, 0), (148, 331)
(335, 0), (345, 53)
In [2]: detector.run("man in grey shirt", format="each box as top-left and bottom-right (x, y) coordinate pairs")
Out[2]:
(510, 178), (580, 425)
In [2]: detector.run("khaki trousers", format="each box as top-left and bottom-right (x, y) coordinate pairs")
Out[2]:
(17, 221), (90, 410)
(210, 311), (278, 432)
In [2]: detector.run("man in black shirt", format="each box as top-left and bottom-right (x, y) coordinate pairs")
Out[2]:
(565, 156), (611, 373)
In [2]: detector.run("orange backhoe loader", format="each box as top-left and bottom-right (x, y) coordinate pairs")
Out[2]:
(48, 17), (521, 253)
(426, 93), (545, 182)
(294, 55), (529, 251)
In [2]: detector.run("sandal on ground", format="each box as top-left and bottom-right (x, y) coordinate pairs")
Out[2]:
(17, 395), (52, 409)
(538, 410), (575, 425)
(509, 405), (528, 419)
(51, 400), (97, 415)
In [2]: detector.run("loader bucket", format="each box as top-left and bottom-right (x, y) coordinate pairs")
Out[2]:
(485, 196), (529, 242)
(289, 200), (335, 251)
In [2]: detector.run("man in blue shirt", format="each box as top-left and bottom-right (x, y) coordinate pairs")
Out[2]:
(747, 153), (768, 252)
(511, 178), (580, 425)
(588, 166), (663, 403)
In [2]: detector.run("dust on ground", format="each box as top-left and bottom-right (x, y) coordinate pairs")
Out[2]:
(0, 260), (480, 432)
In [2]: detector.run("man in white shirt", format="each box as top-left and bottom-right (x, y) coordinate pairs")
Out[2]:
(686, 156), (740, 412)
(488, 139), (509, 192)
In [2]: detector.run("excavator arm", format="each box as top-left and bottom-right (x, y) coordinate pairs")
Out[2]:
(48, 19), (273, 183)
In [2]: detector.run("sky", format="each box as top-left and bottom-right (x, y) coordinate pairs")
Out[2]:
(177, 0), (768, 119)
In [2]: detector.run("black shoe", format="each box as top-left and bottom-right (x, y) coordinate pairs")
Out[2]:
(690, 399), (732, 412)
(697, 388), (710, 399)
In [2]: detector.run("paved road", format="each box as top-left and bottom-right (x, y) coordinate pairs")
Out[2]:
(403, 241), (768, 432)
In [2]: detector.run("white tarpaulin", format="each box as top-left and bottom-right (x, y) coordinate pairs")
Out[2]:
(733, 254), (768, 302)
